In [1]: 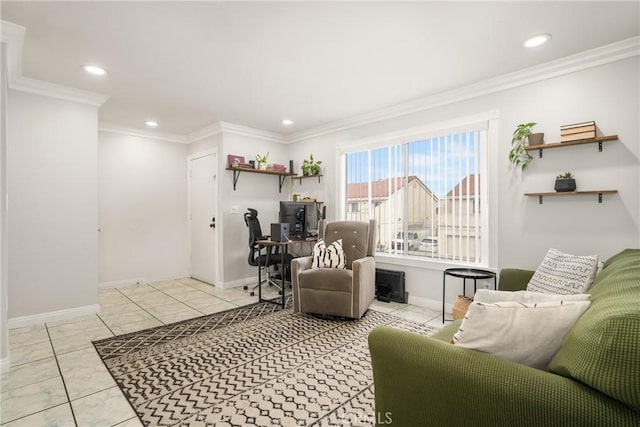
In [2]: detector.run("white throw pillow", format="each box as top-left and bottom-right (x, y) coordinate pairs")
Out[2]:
(311, 239), (346, 269)
(527, 248), (599, 295)
(474, 289), (590, 304)
(453, 300), (590, 369)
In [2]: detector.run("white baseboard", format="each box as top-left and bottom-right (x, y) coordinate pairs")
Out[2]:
(99, 277), (148, 289)
(8, 304), (100, 329)
(1, 357), (9, 374)
(407, 295), (449, 312)
(218, 276), (256, 290)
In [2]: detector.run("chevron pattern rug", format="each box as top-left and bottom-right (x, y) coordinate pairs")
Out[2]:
(94, 300), (438, 426)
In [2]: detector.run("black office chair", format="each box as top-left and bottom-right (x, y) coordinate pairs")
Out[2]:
(243, 208), (293, 296)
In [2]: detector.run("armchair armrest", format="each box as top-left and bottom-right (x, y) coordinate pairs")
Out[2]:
(498, 268), (534, 291)
(292, 255), (312, 273)
(368, 326), (637, 427)
(352, 256), (375, 281)
(291, 256), (313, 312)
(353, 256), (375, 318)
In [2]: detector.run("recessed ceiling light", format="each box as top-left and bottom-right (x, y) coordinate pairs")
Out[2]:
(523, 34), (551, 48)
(281, 119), (293, 125)
(82, 65), (107, 76)
(145, 120), (159, 128)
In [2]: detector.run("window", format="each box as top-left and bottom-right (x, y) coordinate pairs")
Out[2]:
(348, 202), (360, 213)
(344, 121), (488, 264)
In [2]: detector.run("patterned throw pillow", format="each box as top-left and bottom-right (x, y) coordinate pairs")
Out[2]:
(311, 239), (346, 269)
(527, 248), (599, 295)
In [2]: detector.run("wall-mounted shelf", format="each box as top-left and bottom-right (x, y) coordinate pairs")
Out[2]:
(525, 190), (617, 204)
(525, 135), (618, 158)
(293, 174), (322, 184)
(226, 167), (295, 193)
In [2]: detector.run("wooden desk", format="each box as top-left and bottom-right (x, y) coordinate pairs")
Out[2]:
(255, 238), (317, 307)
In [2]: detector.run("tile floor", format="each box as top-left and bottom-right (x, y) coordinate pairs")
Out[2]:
(1, 278), (442, 426)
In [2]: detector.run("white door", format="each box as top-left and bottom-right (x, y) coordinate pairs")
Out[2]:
(189, 151), (218, 285)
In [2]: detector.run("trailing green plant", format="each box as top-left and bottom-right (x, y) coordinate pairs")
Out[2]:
(556, 172), (574, 180)
(509, 122), (536, 170)
(301, 154), (322, 176)
(255, 152), (269, 164)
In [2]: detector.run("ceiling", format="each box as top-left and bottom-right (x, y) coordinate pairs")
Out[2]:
(1, 1), (639, 137)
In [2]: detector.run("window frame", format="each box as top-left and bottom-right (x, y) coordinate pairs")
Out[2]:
(337, 111), (497, 268)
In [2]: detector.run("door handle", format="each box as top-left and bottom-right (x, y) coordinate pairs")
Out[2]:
(210, 217), (216, 228)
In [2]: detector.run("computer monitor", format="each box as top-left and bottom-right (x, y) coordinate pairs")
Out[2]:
(279, 201), (319, 239)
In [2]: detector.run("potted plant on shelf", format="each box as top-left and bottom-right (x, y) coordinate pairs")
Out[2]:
(301, 154), (322, 176)
(509, 122), (544, 170)
(555, 172), (577, 192)
(255, 152), (269, 170)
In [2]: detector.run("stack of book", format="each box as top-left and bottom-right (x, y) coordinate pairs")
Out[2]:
(560, 121), (596, 142)
(271, 164), (286, 173)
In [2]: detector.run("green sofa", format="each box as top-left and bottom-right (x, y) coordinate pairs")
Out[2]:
(368, 249), (640, 426)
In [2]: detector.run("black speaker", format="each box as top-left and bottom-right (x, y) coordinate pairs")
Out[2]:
(289, 160), (294, 174)
(375, 269), (407, 303)
(271, 223), (289, 242)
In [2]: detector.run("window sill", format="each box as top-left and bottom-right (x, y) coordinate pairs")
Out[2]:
(375, 253), (492, 272)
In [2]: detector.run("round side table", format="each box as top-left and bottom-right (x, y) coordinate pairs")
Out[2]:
(442, 268), (496, 323)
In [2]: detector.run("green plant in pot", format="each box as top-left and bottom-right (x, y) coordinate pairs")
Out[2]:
(509, 122), (544, 170)
(555, 172), (576, 192)
(301, 154), (322, 176)
(255, 152), (269, 170)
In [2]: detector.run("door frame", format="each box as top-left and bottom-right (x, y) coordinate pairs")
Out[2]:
(187, 149), (220, 285)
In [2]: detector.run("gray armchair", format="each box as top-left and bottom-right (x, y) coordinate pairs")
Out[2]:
(291, 219), (376, 319)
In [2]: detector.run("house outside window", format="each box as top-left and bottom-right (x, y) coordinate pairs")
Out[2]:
(344, 120), (489, 265)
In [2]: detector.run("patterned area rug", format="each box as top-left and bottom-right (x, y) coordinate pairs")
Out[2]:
(93, 300), (438, 426)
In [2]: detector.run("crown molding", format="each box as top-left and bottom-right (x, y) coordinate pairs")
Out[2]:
(1, 19), (109, 107)
(187, 121), (285, 144)
(187, 121), (224, 143)
(285, 36), (640, 144)
(12, 76), (109, 107)
(99, 122), (188, 144)
(1, 20), (24, 83)
(218, 121), (285, 144)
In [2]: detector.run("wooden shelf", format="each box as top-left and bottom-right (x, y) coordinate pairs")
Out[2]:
(225, 167), (295, 193)
(293, 174), (322, 184)
(525, 135), (618, 158)
(525, 190), (618, 204)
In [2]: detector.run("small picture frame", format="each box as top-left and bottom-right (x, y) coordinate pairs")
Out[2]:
(227, 155), (245, 168)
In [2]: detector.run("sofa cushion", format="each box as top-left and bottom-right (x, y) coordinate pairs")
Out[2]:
(430, 320), (461, 343)
(527, 248), (598, 295)
(548, 249), (640, 411)
(453, 300), (590, 369)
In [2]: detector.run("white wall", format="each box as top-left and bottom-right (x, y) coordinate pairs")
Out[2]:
(99, 131), (189, 285)
(287, 139), (339, 225)
(188, 131), (293, 286)
(7, 90), (99, 318)
(1, 43), (9, 368)
(289, 57), (640, 306)
(219, 133), (291, 285)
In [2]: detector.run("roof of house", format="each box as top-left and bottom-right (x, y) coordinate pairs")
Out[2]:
(347, 176), (421, 199)
(446, 174), (480, 197)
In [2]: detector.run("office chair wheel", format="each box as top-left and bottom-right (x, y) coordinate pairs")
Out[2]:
(250, 292), (255, 297)
(243, 285), (248, 290)
(278, 291), (283, 295)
